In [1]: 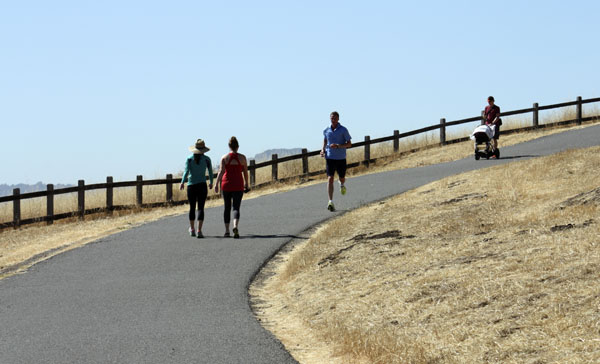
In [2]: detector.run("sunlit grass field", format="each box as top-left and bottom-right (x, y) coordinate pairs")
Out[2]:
(251, 145), (600, 364)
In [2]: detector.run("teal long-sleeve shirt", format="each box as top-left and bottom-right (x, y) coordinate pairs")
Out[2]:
(181, 154), (214, 186)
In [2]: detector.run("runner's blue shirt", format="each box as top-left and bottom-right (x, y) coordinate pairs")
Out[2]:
(323, 123), (352, 160)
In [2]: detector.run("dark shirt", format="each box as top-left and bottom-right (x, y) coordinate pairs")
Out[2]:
(484, 104), (500, 124)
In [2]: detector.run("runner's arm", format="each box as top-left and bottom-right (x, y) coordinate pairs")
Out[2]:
(320, 138), (327, 156)
(214, 156), (226, 193)
(207, 157), (214, 188)
(180, 159), (189, 190)
(337, 129), (352, 149)
(241, 155), (250, 190)
(338, 140), (352, 148)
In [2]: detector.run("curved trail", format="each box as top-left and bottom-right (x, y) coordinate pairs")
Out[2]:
(1, 125), (599, 364)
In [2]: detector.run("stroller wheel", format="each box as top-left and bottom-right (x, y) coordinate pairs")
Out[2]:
(495, 149), (500, 159)
(475, 153), (480, 160)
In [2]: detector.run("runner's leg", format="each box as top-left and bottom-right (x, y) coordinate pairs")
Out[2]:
(338, 159), (347, 194)
(223, 191), (232, 234)
(326, 159), (335, 201)
(197, 182), (208, 234)
(187, 184), (198, 232)
(328, 176), (334, 200)
(232, 191), (243, 231)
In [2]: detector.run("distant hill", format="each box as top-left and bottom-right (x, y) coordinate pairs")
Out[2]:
(0, 182), (74, 197)
(253, 148), (303, 162)
(2, 150), (303, 196)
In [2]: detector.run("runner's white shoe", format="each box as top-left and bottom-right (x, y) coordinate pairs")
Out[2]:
(327, 201), (335, 212)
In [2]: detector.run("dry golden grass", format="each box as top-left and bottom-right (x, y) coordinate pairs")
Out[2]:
(251, 146), (600, 364)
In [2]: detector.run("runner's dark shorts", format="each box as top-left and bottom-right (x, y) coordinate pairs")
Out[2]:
(326, 158), (347, 178)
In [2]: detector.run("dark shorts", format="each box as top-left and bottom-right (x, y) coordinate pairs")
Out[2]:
(326, 158), (347, 178)
(493, 124), (500, 140)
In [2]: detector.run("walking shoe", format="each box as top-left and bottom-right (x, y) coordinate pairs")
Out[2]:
(196, 231), (204, 239)
(189, 228), (196, 237)
(340, 184), (347, 195)
(233, 228), (239, 239)
(327, 201), (335, 212)
(224, 232), (231, 237)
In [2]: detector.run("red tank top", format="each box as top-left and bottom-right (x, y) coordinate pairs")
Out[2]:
(222, 153), (244, 192)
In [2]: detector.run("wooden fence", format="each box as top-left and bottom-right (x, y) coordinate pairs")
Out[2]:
(2, 96), (599, 229)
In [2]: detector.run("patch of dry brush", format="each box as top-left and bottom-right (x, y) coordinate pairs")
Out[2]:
(252, 146), (600, 364)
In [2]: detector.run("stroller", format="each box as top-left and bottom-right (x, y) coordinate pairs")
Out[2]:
(470, 124), (500, 160)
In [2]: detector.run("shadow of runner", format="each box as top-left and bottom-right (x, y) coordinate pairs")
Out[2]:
(241, 234), (308, 240)
(193, 234), (307, 239)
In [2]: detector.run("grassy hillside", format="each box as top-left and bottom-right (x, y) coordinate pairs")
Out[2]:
(251, 146), (600, 364)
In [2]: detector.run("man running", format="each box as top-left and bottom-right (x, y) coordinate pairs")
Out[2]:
(320, 111), (352, 211)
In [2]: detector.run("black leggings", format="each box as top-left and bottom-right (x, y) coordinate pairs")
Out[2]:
(187, 183), (208, 221)
(223, 191), (243, 224)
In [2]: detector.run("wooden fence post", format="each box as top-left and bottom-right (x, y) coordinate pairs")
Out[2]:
(249, 160), (256, 187)
(576, 96), (582, 125)
(47, 184), (54, 225)
(78, 180), (85, 220)
(136, 175), (143, 207)
(393, 130), (400, 152)
(364, 136), (371, 167)
(440, 118), (446, 145)
(533, 103), (539, 128)
(301, 148), (309, 178)
(166, 174), (173, 203)
(272, 154), (278, 181)
(106, 176), (113, 214)
(13, 188), (20, 229)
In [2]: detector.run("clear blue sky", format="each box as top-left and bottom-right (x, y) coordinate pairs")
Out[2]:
(2, 1), (599, 185)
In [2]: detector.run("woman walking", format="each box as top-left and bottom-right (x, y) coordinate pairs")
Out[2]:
(180, 139), (213, 238)
(215, 136), (249, 238)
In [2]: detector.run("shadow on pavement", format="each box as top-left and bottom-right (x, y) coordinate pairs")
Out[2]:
(497, 155), (538, 160)
(241, 234), (308, 240)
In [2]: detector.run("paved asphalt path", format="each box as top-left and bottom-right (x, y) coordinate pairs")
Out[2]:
(2, 124), (600, 364)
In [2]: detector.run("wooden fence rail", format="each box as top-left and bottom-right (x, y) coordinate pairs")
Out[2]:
(2, 96), (600, 229)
